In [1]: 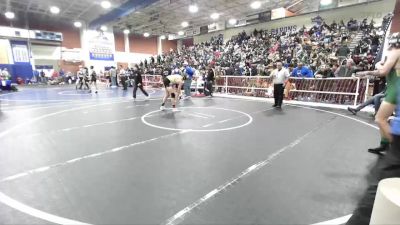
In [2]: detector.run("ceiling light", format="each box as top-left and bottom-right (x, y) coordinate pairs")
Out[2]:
(143, 32), (150, 37)
(160, 35), (166, 40)
(210, 13), (219, 20)
(4, 11), (15, 19)
(228, 18), (237, 25)
(101, 1), (111, 9)
(178, 31), (184, 36)
(50, 6), (60, 14)
(100, 25), (107, 31)
(181, 21), (189, 27)
(320, 0), (332, 6)
(189, 4), (198, 13)
(74, 21), (82, 28)
(123, 29), (130, 34)
(250, 1), (261, 9)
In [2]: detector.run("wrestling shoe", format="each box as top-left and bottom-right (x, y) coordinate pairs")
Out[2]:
(368, 144), (389, 155)
(347, 107), (357, 115)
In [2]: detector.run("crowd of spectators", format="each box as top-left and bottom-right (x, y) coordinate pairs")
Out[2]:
(1, 14), (392, 99)
(140, 14), (392, 81)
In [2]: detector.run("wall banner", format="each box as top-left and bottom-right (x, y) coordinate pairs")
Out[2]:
(88, 30), (115, 61)
(10, 40), (30, 64)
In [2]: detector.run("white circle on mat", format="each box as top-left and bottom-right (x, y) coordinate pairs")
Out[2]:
(141, 107), (253, 132)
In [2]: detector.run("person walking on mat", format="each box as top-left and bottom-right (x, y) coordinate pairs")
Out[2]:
(132, 65), (149, 100)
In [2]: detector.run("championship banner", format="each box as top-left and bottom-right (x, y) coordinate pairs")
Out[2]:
(87, 30), (115, 61)
(10, 40), (30, 64)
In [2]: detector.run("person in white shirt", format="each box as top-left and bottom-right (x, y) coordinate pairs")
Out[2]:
(2, 68), (10, 80)
(271, 62), (290, 108)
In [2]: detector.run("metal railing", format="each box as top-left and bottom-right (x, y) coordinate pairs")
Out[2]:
(143, 74), (370, 106)
(215, 76), (370, 106)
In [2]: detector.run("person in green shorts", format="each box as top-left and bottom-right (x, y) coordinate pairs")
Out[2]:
(356, 33), (400, 154)
(347, 32), (400, 225)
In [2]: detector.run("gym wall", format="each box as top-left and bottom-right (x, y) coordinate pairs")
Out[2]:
(162, 40), (178, 53)
(129, 34), (158, 55)
(114, 32), (125, 52)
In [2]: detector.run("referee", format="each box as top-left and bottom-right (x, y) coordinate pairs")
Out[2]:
(271, 62), (289, 108)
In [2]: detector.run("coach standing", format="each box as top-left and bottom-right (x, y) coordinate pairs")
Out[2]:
(271, 62), (289, 108)
(132, 65), (149, 100)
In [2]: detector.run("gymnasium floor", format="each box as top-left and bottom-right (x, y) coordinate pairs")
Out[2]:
(0, 86), (380, 225)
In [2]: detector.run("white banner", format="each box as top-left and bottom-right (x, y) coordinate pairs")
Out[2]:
(86, 30), (115, 61)
(11, 42), (29, 63)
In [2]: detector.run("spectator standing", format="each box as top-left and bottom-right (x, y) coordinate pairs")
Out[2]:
(271, 62), (289, 108)
(205, 66), (215, 97)
(118, 65), (125, 87)
(183, 63), (195, 99)
(110, 66), (117, 88)
(40, 70), (46, 84)
(89, 66), (98, 94)
(120, 71), (128, 91)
